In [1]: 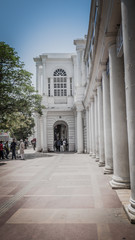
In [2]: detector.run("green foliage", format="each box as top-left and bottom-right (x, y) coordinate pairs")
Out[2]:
(0, 42), (44, 140)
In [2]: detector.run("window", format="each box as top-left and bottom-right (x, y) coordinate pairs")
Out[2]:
(53, 69), (67, 76)
(48, 78), (50, 96)
(53, 69), (67, 96)
(70, 78), (72, 96)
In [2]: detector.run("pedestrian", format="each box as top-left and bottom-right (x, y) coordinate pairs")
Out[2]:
(5, 141), (10, 159)
(63, 139), (66, 152)
(56, 139), (61, 152)
(20, 139), (25, 160)
(10, 139), (16, 159)
(53, 140), (57, 152)
(0, 141), (4, 160)
(60, 139), (64, 152)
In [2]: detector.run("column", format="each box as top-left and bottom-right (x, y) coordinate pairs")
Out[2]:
(102, 71), (113, 174)
(91, 99), (96, 157)
(86, 106), (90, 153)
(42, 111), (48, 152)
(97, 84), (105, 166)
(109, 44), (130, 189)
(94, 93), (99, 161)
(121, 0), (135, 218)
(75, 113), (77, 152)
(67, 77), (70, 96)
(76, 104), (84, 153)
(89, 104), (92, 155)
(36, 63), (40, 92)
(42, 58), (47, 95)
(50, 78), (53, 96)
(36, 114), (41, 152)
(77, 50), (83, 87)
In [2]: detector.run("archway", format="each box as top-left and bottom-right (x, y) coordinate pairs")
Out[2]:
(53, 121), (68, 151)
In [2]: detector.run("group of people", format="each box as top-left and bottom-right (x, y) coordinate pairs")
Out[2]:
(54, 139), (68, 152)
(0, 138), (25, 160)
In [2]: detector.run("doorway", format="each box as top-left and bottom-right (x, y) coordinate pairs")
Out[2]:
(54, 121), (68, 151)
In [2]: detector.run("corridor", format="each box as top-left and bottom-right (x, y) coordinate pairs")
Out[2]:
(0, 153), (135, 240)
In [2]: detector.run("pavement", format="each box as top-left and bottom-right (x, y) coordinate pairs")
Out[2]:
(0, 148), (135, 240)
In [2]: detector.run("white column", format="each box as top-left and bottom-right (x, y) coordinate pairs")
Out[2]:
(109, 44), (130, 189)
(102, 71), (113, 174)
(42, 111), (48, 152)
(67, 77), (70, 96)
(77, 50), (83, 87)
(86, 106), (90, 153)
(89, 104), (92, 155)
(72, 56), (77, 94)
(50, 78), (53, 96)
(91, 99), (96, 157)
(42, 58), (47, 95)
(38, 69), (42, 95)
(75, 113), (77, 152)
(36, 63), (40, 92)
(97, 84), (105, 166)
(94, 93), (99, 161)
(36, 114), (41, 152)
(76, 104), (84, 153)
(121, 0), (135, 218)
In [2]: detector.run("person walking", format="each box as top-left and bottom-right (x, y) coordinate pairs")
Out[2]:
(0, 141), (4, 160)
(10, 139), (16, 160)
(20, 139), (25, 160)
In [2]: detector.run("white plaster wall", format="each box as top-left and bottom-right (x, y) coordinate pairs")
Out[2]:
(47, 111), (75, 152)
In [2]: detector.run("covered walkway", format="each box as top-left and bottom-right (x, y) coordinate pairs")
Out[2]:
(0, 152), (135, 240)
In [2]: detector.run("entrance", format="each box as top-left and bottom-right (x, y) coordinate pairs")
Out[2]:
(54, 121), (68, 151)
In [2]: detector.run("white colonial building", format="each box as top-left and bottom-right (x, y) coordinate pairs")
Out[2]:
(34, 0), (135, 222)
(34, 41), (86, 153)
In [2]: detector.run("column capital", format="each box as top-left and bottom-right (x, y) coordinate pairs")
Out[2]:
(90, 97), (94, 102)
(76, 101), (84, 112)
(102, 71), (108, 79)
(41, 55), (47, 64)
(108, 44), (116, 54)
(95, 78), (102, 87)
(42, 110), (47, 118)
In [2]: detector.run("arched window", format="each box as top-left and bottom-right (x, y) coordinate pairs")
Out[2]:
(53, 69), (67, 76)
(53, 69), (67, 96)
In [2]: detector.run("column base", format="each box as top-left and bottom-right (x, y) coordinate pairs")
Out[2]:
(98, 162), (105, 167)
(42, 150), (48, 153)
(89, 152), (93, 156)
(124, 204), (135, 224)
(36, 148), (42, 152)
(95, 157), (99, 162)
(104, 166), (113, 174)
(92, 153), (96, 158)
(110, 175), (130, 189)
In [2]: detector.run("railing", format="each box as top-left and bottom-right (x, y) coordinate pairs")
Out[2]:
(116, 24), (123, 57)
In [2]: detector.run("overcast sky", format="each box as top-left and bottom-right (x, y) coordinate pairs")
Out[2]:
(1, 0), (91, 86)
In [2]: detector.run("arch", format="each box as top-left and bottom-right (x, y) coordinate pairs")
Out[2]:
(53, 68), (67, 76)
(53, 120), (68, 140)
(53, 120), (69, 151)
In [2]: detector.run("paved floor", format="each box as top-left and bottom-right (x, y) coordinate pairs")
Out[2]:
(0, 150), (135, 240)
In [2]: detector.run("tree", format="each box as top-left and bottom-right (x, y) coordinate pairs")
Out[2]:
(0, 42), (44, 140)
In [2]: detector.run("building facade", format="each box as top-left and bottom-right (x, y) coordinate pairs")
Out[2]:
(34, 0), (135, 222)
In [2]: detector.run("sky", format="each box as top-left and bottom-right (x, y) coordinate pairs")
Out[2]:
(0, 0), (91, 86)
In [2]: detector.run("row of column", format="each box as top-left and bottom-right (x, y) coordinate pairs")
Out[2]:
(85, 0), (135, 220)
